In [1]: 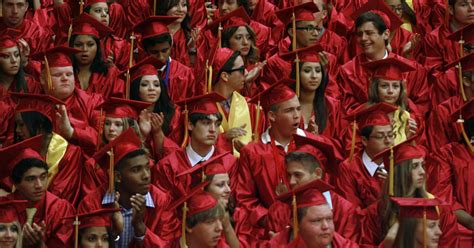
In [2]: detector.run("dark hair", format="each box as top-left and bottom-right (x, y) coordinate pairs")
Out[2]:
(461, 117), (474, 144)
(115, 149), (147, 171)
(221, 25), (260, 64)
(79, 226), (116, 248)
(285, 152), (321, 173)
(0, 45), (28, 92)
(218, 0), (252, 15)
(216, 51), (241, 81)
(14, 112), (52, 143)
(360, 126), (374, 139)
(448, 0), (456, 5)
(70, 35), (109, 75)
(355, 12), (388, 34)
(186, 204), (225, 228)
(392, 217), (418, 248)
(130, 77), (176, 135)
(84, 2), (110, 14)
(142, 33), (173, 50)
(189, 112), (223, 126)
(400, 0), (417, 26)
(290, 62), (328, 133)
(11, 158), (48, 183)
(155, 0), (192, 42)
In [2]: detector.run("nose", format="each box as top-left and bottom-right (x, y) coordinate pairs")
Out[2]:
(12, 5), (19, 14)
(5, 228), (13, 238)
(242, 37), (249, 45)
(142, 168), (151, 180)
(224, 183), (231, 193)
(419, 166), (425, 176)
(209, 123), (217, 133)
(289, 175), (297, 187)
(321, 219), (329, 229)
(34, 178), (44, 189)
(215, 219), (223, 232)
(97, 239), (104, 247)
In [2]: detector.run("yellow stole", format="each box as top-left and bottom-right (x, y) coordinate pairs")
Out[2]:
(217, 92), (252, 157)
(46, 133), (68, 187)
(401, 0), (414, 32)
(392, 108), (410, 145)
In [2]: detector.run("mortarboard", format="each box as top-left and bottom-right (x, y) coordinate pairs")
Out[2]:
(249, 79), (297, 113)
(62, 208), (121, 248)
(30, 46), (81, 93)
(0, 28), (20, 51)
(291, 134), (342, 174)
(350, 0), (403, 32)
(176, 152), (235, 183)
(118, 56), (164, 99)
(0, 135), (44, 180)
(362, 57), (416, 81)
(276, 179), (333, 240)
(207, 7), (251, 50)
(372, 136), (425, 196)
(100, 97), (151, 120)
(0, 199), (28, 223)
(175, 93), (226, 148)
(133, 16), (178, 40)
(92, 128), (143, 192)
(72, 13), (113, 39)
(168, 181), (216, 247)
(345, 102), (399, 162)
(11, 93), (65, 123)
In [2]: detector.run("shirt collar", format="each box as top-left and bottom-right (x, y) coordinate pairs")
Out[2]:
(102, 192), (155, 208)
(261, 128), (306, 152)
(158, 57), (172, 72)
(362, 151), (384, 177)
(186, 143), (215, 166)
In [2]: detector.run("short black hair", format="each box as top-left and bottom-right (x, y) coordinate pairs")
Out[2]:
(360, 125), (374, 139)
(11, 158), (48, 184)
(216, 51), (241, 82)
(189, 112), (223, 126)
(355, 12), (388, 35)
(14, 112), (52, 143)
(142, 33), (173, 50)
(115, 149), (148, 171)
(285, 152), (321, 173)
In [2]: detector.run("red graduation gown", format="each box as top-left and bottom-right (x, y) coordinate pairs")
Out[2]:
(78, 184), (179, 246)
(299, 96), (345, 141)
(0, 19), (53, 54)
(102, 35), (132, 72)
(360, 199), (460, 247)
(166, 59), (196, 102)
(151, 147), (238, 201)
(0, 101), (13, 147)
(74, 66), (125, 99)
(171, 29), (192, 67)
(338, 52), (429, 114)
(422, 24), (462, 69)
(1, 191), (74, 247)
(0, 75), (42, 106)
(126, 0), (153, 28)
(335, 153), (383, 209)
(429, 68), (458, 108)
(249, 0), (284, 44)
(108, 2), (130, 39)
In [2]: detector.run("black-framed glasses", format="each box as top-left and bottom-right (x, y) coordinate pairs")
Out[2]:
(295, 25), (323, 33)
(369, 132), (396, 140)
(225, 65), (245, 74)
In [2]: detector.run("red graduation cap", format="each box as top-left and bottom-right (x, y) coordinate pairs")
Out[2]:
(11, 93), (65, 123)
(176, 152), (235, 181)
(30, 46), (81, 69)
(276, 179), (333, 239)
(210, 47), (236, 83)
(207, 7), (251, 33)
(123, 56), (165, 83)
(362, 57), (416, 81)
(350, 0), (403, 31)
(275, 2), (319, 26)
(444, 52), (474, 73)
(0, 199), (28, 223)
(447, 23), (474, 44)
(84, 0), (107, 8)
(249, 79), (297, 113)
(292, 134), (342, 173)
(100, 97), (151, 120)
(0, 28), (20, 51)
(391, 197), (445, 219)
(0, 135), (44, 180)
(133, 16), (179, 40)
(280, 43), (324, 63)
(72, 13), (113, 39)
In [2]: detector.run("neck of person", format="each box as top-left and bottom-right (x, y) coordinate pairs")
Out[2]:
(118, 187), (133, 209)
(365, 49), (387, 61)
(299, 88), (315, 104)
(147, 103), (156, 112)
(450, 19), (467, 32)
(78, 64), (92, 89)
(186, 234), (209, 248)
(0, 73), (15, 90)
(167, 22), (181, 36)
(213, 82), (234, 99)
(365, 149), (383, 165)
(269, 125), (292, 147)
(190, 139), (213, 157)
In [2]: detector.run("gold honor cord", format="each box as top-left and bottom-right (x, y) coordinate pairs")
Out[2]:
(108, 148), (115, 193)
(74, 215), (80, 248)
(207, 64), (213, 94)
(292, 194), (299, 240)
(44, 55), (53, 93)
(181, 202), (188, 248)
(291, 12), (297, 51)
(181, 106), (189, 148)
(423, 209), (427, 248)
(253, 100), (261, 142)
(97, 108), (103, 151)
(389, 147), (394, 196)
(348, 120), (357, 162)
(459, 35), (467, 101)
(79, 0), (84, 14)
(295, 54), (300, 97)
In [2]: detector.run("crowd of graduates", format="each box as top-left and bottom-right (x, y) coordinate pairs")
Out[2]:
(0, 0), (473, 247)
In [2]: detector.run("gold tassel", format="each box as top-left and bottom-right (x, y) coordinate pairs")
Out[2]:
(207, 64), (213, 94)
(349, 120), (357, 162)
(153, 0), (157, 15)
(253, 100), (261, 142)
(108, 148), (114, 193)
(44, 55), (53, 94)
(457, 116), (474, 153)
(445, 0), (450, 25)
(181, 106), (189, 148)
(292, 194), (299, 240)
(218, 24), (222, 49)
(295, 54), (300, 97)
(73, 215), (80, 248)
(67, 24), (73, 45)
(96, 108), (103, 151)
(125, 70), (131, 99)
(389, 146), (394, 196)
(202, 170), (207, 182)
(79, 0), (84, 14)
(291, 11), (297, 51)
(181, 202), (188, 247)
(423, 209), (427, 248)
(458, 35), (467, 101)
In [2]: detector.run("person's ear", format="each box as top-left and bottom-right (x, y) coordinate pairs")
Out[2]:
(268, 111), (276, 123)
(463, 76), (471, 88)
(185, 226), (193, 234)
(114, 171), (122, 184)
(361, 136), (368, 147)
(221, 71), (229, 83)
(188, 121), (194, 132)
(314, 167), (323, 179)
(287, 27), (294, 38)
(448, 5), (454, 16)
(382, 29), (390, 41)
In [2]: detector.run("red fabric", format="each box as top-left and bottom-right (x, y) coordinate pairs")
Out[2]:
(1, 191), (74, 247)
(108, 2), (130, 38)
(429, 68), (458, 107)
(126, 0), (153, 28)
(78, 184), (179, 246)
(0, 101), (13, 147)
(422, 24), (461, 69)
(0, 75), (42, 106)
(102, 35), (132, 71)
(0, 18), (53, 54)
(338, 52), (429, 114)
(284, 231), (358, 248)
(166, 59), (196, 102)
(335, 153), (384, 209)
(250, 0), (284, 44)
(171, 29), (191, 66)
(74, 66), (125, 99)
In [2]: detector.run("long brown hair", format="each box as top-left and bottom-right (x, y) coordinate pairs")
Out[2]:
(221, 25), (260, 64)
(368, 77), (408, 121)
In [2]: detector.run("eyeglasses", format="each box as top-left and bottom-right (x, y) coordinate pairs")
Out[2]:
(369, 132), (396, 140)
(225, 65), (245, 74)
(295, 25), (323, 34)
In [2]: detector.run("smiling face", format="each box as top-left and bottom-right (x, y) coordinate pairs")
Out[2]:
(73, 35), (98, 66)
(299, 204), (335, 248)
(88, 2), (110, 26)
(138, 75), (161, 103)
(0, 46), (20, 77)
(166, 0), (188, 23)
(207, 174), (231, 207)
(356, 21), (389, 58)
(300, 62), (323, 92)
(0, 222), (19, 248)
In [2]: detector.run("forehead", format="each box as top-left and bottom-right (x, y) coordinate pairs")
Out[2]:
(141, 75), (160, 81)
(385, 0), (402, 4)
(0, 46), (19, 53)
(105, 116), (123, 122)
(357, 21), (379, 32)
(123, 154), (149, 167)
(4, 0), (27, 4)
(211, 173), (230, 181)
(90, 2), (108, 8)
(23, 166), (47, 177)
(372, 124), (393, 133)
(301, 62), (321, 68)
(277, 95), (300, 110)
(296, 20), (318, 26)
(286, 160), (311, 172)
(305, 204), (332, 217)
(50, 66), (74, 74)
(74, 35), (96, 42)
(233, 26), (250, 35)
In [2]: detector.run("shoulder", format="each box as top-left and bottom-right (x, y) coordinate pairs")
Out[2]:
(149, 185), (173, 207)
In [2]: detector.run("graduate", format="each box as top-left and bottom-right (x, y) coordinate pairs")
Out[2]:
(134, 16), (196, 101)
(336, 103), (397, 208)
(69, 13), (125, 99)
(78, 128), (179, 247)
(30, 46), (103, 157)
(1, 0), (53, 54)
(152, 93), (237, 200)
(0, 199), (28, 248)
(270, 180), (359, 248)
(0, 136), (75, 247)
(338, 8), (429, 114)
(360, 138), (460, 247)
